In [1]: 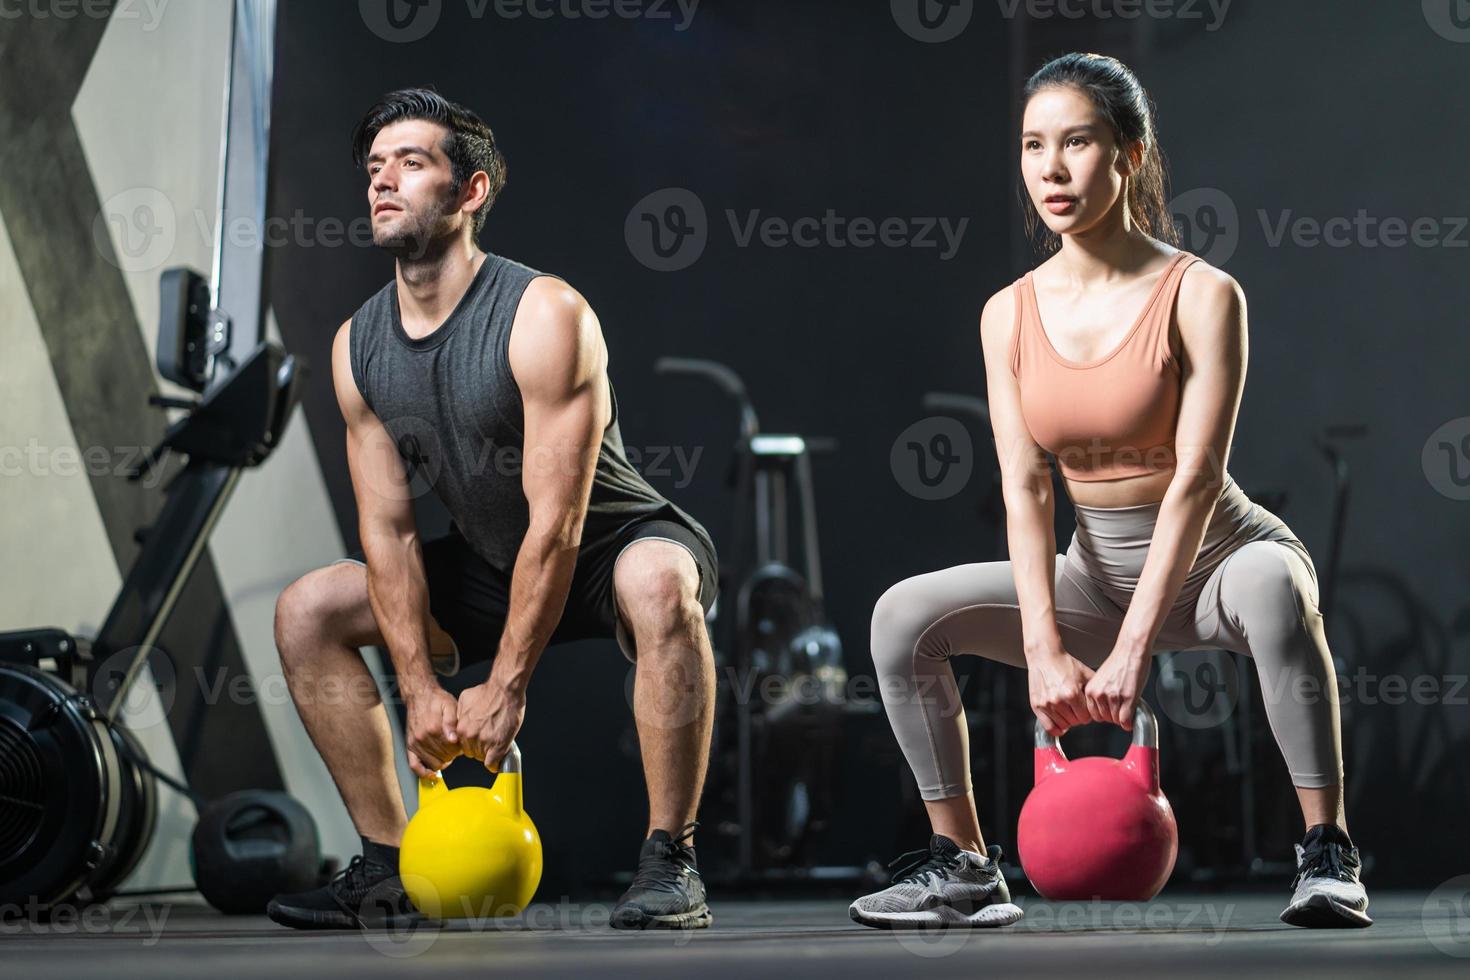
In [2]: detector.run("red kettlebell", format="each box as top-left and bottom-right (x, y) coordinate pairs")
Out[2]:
(1017, 701), (1177, 901)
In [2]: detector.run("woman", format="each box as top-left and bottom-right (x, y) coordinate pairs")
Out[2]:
(849, 53), (1370, 930)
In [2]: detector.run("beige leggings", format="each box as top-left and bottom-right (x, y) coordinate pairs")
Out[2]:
(871, 474), (1343, 800)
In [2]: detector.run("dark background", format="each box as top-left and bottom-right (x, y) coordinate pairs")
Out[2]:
(266, 0), (1470, 893)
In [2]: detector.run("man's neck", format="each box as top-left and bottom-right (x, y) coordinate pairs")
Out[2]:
(395, 245), (487, 336)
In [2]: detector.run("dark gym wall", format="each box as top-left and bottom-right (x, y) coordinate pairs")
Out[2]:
(266, 0), (1470, 889)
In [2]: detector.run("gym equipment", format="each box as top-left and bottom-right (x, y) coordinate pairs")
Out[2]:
(0, 266), (304, 915)
(0, 644), (158, 912)
(654, 358), (854, 881)
(191, 790), (322, 914)
(1017, 701), (1178, 901)
(399, 743), (542, 919)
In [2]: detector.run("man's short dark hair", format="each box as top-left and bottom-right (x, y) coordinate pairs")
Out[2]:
(351, 87), (507, 239)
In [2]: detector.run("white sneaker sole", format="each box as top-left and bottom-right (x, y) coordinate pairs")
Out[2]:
(1280, 893), (1373, 929)
(849, 902), (1025, 930)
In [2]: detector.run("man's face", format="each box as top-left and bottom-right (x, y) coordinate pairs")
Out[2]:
(364, 118), (462, 257)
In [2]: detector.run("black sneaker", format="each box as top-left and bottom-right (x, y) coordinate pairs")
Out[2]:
(610, 822), (712, 930)
(266, 854), (422, 930)
(1279, 824), (1372, 928)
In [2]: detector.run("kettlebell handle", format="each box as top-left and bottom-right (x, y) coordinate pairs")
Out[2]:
(424, 740), (523, 784)
(496, 741), (522, 775)
(1034, 701), (1159, 750)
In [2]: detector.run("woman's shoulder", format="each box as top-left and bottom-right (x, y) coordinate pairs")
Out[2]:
(1175, 248), (1243, 313)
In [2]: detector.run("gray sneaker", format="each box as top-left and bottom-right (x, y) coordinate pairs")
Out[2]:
(850, 834), (1024, 929)
(1280, 824), (1372, 928)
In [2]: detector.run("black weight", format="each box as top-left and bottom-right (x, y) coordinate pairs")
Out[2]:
(191, 790), (320, 914)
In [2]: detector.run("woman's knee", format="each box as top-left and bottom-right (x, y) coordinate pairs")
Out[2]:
(1221, 542), (1322, 643)
(870, 576), (935, 676)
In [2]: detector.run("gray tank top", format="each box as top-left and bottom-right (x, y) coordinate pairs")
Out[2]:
(348, 252), (710, 574)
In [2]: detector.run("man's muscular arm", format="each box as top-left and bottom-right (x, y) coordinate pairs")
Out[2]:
(332, 319), (460, 778)
(454, 279), (611, 769)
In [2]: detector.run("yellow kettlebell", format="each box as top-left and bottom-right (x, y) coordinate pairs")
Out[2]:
(399, 741), (543, 920)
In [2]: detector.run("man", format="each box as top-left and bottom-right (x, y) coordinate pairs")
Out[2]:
(265, 88), (719, 931)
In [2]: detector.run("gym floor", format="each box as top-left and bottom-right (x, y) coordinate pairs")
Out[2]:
(4, 892), (1464, 978)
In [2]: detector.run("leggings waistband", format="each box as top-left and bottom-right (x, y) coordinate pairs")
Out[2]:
(1071, 473), (1244, 524)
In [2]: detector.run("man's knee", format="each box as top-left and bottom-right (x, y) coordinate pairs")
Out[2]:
(274, 567), (355, 663)
(617, 543), (705, 645)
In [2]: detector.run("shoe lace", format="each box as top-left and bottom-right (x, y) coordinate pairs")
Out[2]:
(330, 854), (392, 904)
(1291, 841), (1360, 889)
(887, 846), (963, 887)
(630, 822), (701, 892)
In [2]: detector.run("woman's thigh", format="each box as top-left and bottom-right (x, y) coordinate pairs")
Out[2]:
(872, 554), (1127, 671)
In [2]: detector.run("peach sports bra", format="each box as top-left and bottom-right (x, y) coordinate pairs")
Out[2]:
(1008, 250), (1200, 482)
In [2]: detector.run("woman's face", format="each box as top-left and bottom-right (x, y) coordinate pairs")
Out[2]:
(1020, 85), (1139, 239)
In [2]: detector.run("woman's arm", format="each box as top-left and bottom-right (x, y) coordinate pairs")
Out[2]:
(1088, 263), (1248, 727)
(982, 287), (1062, 656)
(982, 287), (1096, 735)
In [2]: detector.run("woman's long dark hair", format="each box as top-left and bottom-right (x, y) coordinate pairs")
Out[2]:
(1020, 53), (1179, 257)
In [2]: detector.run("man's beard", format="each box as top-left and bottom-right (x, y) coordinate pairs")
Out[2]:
(373, 203), (452, 260)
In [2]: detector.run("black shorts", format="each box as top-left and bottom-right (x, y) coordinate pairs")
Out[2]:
(336, 517), (718, 671)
